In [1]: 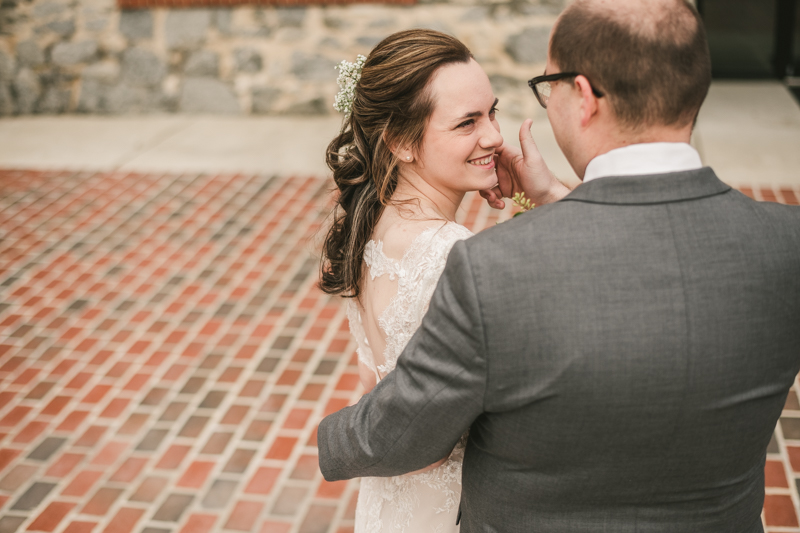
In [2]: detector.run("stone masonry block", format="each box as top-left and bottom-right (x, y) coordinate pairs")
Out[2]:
(78, 78), (106, 113)
(165, 10), (210, 50)
(51, 41), (98, 66)
(184, 50), (218, 77)
(33, 1), (67, 17)
(121, 47), (166, 87)
(179, 77), (240, 114)
(291, 52), (337, 81)
(252, 87), (280, 114)
(16, 41), (45, 68)
(284, 97), (327, 115)
(505, 26), (551, 64)
(277, 7), (306, 28)
(46, 18), (76, 38)
(234, 47), (262, 73)
(104, 83), (160, 113)
(119, 10), (153, 40)
(13, 68), (41, 114)
(0, 49), (15, 82)
(212, 9), (232, 35)
(37, 86), (70, 114)
(0, 83), (14, 115)
(83, 61), (120, 83)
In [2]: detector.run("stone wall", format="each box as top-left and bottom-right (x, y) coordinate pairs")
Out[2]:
(0, 0), (565, 116)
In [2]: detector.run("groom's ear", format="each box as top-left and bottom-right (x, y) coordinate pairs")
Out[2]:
(575, 75), (600, 128)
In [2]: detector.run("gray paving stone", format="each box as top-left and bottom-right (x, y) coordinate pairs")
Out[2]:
(271, 486), (309, 516)
(199, 390), (226, 408)
(256, 356), (279, 373)
(11, 482), (55, 511)
(201, 479), (237, 509)
(298, 503), (336, 533)
(137, 428), (168, 451)
(314, 360), (337, 375)
(223, 449), (255, 473)
(0, 516), (26, 533)
(0, 465), (39, 491)
(178, 415), (209, 437)
(180, 376), (205, 394)
(27, 437), (66, 461)
(153, 494), (194, 521)
(781, 416), (800, 439)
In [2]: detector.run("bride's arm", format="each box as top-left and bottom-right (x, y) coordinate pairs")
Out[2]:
(358, 359), (377, 393)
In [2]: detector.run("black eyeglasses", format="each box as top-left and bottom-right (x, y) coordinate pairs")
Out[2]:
(528, 72), (604, 109)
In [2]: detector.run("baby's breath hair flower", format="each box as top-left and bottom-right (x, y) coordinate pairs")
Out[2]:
(333, 54), (367, 115)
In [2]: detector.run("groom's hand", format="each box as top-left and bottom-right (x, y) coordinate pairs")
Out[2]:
(480, 119), (571, 209)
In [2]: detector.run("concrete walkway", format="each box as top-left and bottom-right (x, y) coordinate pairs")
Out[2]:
(1, 81), (799, 188)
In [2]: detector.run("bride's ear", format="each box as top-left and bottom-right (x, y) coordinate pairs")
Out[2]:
(383, 131), (414, 163)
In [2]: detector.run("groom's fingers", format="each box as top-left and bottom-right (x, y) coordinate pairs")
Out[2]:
(518, 118), (537, 161)
(479, 188), (506, 210)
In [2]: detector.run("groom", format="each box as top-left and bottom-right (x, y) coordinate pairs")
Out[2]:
(318, 0), (800, 531)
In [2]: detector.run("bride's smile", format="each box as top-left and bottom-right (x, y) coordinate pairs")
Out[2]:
(468, 154), (496, 168)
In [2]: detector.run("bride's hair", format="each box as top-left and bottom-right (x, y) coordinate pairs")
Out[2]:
(319, 29), (473, 298)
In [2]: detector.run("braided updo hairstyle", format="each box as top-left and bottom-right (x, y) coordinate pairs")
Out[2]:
(319, 29), (473, 299)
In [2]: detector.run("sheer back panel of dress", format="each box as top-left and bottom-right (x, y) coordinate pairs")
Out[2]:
(347, 215), (473, 533)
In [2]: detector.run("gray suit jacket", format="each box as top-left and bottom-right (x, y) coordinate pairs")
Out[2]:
(318, 168), (800, 532)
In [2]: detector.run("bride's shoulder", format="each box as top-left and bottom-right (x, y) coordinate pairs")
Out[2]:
(371, 218), (441, 260)
(373, 218), (471, 261)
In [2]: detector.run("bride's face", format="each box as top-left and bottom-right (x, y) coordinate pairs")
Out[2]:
(411, 59), (502, 196)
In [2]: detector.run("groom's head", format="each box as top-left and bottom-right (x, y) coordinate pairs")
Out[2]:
(544, 0), (711, 177)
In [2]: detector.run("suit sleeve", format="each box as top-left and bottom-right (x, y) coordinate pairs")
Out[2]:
(317, 240), (487, 481)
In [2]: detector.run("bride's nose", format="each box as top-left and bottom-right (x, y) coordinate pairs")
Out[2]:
(479, 120), (503, 149)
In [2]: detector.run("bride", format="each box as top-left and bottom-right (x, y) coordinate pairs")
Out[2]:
(319, 30), (503, 532)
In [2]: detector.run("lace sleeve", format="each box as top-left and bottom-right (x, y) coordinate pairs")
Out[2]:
(346, 300), (379, 381)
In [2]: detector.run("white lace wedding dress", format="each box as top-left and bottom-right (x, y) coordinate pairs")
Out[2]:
(346, 221), (473, 533)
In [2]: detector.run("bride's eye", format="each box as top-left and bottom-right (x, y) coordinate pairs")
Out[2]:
(456, 119), (475, 129)
(489, 106), (499, 117)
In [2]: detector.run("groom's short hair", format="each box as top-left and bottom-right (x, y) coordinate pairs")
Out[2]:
(550, 0), (711, 130)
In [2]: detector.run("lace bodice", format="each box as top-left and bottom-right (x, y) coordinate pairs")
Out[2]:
(347, 222), (474, 378)
(346, 221), (473, 533)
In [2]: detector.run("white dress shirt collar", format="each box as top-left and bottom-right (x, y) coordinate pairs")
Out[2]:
(582, 142), (703, 183)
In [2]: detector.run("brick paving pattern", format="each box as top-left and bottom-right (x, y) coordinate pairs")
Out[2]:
(0, 169), (798, 533)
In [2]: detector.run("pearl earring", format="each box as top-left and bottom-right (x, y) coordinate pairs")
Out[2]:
(406, 156), (411, 161)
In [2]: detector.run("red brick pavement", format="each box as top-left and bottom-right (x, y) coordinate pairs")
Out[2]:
(0, 169), (798, 533)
